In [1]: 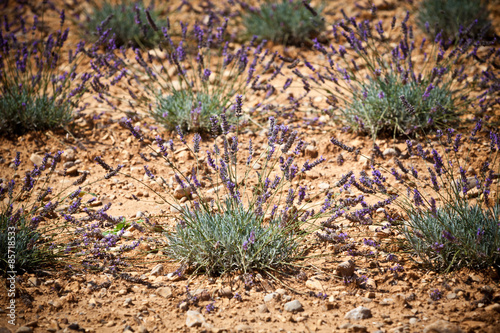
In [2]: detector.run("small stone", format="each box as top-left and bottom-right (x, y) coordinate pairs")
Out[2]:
(29, 153), (43, 166)
(150, 264), (164, 276)
(49, 300), (62, 310)
(337, 260), (355, 277)
(409, 318), (418, 325)
(179, 301), (189, 311)
(63, 161), (75, 169)
(306, 278), (324, 291)
(305, 145), (319, 158)
(174, 186), (190, 199)
(485, 303), (500, 313)
(66, 165), (79, 176)
(446, 293), (457, 300)
(383, 148), (398, 158)
(157, 287), (172, 298)
(15, 327), (32, 333)
(340, 323), (352, 329)
(380, 298), (394, 305)
(218, 287), (233, 298)
(62, 149), (76, 162)
(252, 163), (261, 170)
(365, 291), (376, 299)
(264, 292), (280, 303)
(257, 304), (269, 313)
(138, 325), (148, 333)
(318, 183), (330, 190)
(423, 320), (463, 333)
(28, 277), (40, 286)
(344, 306), (372, 320)
(347, 324), (368, 333)
(136, 211), (145, 218)
(67, 323), (79, 330)
(284, 300), (303, 312)
(186, 310), (206, 327)
(89, 200), (102, 207)
(365, 278), (377, 289)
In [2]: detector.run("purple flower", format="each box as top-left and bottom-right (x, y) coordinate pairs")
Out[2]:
(377, 91), (385, 99)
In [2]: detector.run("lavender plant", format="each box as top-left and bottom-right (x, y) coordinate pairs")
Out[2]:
(416, 0), (493, 41)
(109, 97), (386, 276)
(298, 8), (498, 139)
(241, 0), (325, 46)
(82, 0), (169, 48)
(0, 150), (141, 275)
(0, 10), (91, 136)
(92, 15), (281, 132)
(330, 120), (500, 272)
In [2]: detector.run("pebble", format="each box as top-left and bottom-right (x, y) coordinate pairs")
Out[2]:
(485, 303), (500, 313)
(284, 300), (303, 312)
(63, 161), (75, 169)
(67, 323), (79, 330)
(383, 148), (399, 157)
(380, 298), (394, 305)
(306, 278), (324, 291)
(66, 165), (79, 176)
(28, 277), (40, 287)
(318, 182), (330, 190)
(409, 318), (418, 325)
(446, 292), (458, 300)
(136, 211), (145, 218)
(29, 153), (43, 166)
(179, 301), (189, 311)
(344, 306), (372, 320)
(252, 163), (261, 170)
(15, 327), (32, 333)
(157, 287), (172, 299)
(150, 264), (164, 276)
(173, 186), (190, 199)
(264, 292), (280, 303)
(186, 310), (206, 327)
(337, 260), (355, 277)
(62, 149), (76, 162)
(423, 320), (463, 333)
(305, 145), (319, 158)
(347, 324), (368, 333)
(257, 303), (269, 313)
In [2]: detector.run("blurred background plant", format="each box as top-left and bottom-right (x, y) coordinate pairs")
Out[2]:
(92, 14), (283, 132)
(416, 0), (494, 41)
(296, 7), (498, 140)
(0, 8), (92, 136)
(81, 0), (170, 48)
(241, 0), (325, 46)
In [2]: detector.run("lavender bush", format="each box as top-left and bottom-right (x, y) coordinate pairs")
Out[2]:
(331, 120), (500, 272)
(108, 97), (390, 276)
(297, 8), (498, 139)
(0, 10), (91, 136)
(92, 15), (282, 132)
(242, 0), (325, 46)
(0, 150), (142, 275)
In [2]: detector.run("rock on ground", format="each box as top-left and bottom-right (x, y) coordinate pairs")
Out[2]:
(344, 306), (372, 320)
